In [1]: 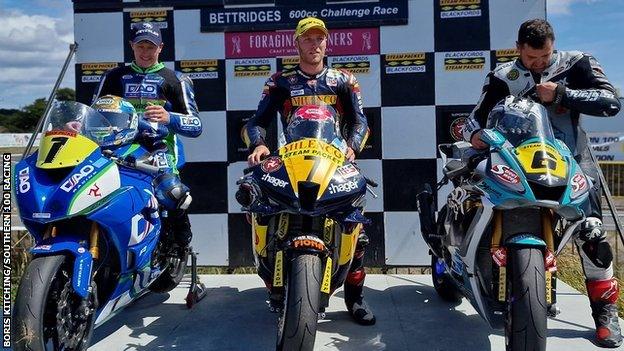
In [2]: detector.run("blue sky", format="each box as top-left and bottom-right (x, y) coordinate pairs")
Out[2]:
(548, 0), (624, 95)
(0, 0), (622, 109)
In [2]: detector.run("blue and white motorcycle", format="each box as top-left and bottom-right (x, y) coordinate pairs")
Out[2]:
(12, 100), (202, 351)
(417, 98), (592, 351)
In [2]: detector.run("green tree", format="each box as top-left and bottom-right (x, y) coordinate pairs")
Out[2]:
(56, 87), (76, 101)
(0, 88), (75, 132)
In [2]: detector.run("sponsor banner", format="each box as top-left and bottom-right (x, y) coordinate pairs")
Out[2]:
(201, 1), (407, 32)
(444, 51), (486, 71)
(233, 58), (271, 78)
(328, 55), (371, 74)
(435, 105), (475, 146)
(124, 10), (175, 62)
(0, 133), (41, 148)
(492, 48), (519, 69)
(179, 60), (219, 80)
(225, 28), (379, 59)
(278, 56), (300, 71)
(129, 10), (168, 28)
(434, 0), (489, 52)
(384, 52), (426, 74)
(79, 62), (118, 83)
(439, 0), (482, 19)
(589, 133), (624, 162)
(176, 59), (226, 111)
(380, 53), (435, 106)
(75, 62), (122, 104)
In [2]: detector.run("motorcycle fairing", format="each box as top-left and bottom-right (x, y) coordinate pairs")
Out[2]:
(278, 138), (344, 197)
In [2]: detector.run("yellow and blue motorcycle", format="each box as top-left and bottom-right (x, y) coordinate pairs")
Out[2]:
(236, 104), (374, 351)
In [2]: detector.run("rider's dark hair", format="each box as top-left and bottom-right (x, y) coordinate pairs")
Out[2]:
(517, 19), (555, 48)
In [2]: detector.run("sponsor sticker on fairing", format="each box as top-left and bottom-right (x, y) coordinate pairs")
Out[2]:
(328, 180), (358, 194)
(572, 173), (587, 193)
(491, 164), (520, 184)
(61, 165), (96, 192)
(261, 173), (288, 188)
(18, 167), (30, 193)
(336, 164), (359, 179)
(261, 156), (283, 173)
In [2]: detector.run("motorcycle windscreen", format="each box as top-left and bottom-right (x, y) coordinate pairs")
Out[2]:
(515, 141), (568, 185)
(36, 131), (99, 169)
(278, 138), (345, 198)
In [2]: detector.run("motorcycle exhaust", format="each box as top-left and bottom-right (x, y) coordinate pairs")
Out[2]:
(416, 183), (437, 245)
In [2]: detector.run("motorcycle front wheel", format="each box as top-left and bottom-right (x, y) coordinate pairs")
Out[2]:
(276, 253), (322, 351)
(13, 255), (97, 351)
(506, 247), (547, 351)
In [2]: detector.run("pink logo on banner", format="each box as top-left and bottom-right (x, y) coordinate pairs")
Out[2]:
(225, 28), (379, 59)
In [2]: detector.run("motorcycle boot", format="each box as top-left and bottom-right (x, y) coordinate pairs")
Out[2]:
(587, 279), (622, 348)
(169, 208), (193, 248)
(576, 216), (622, 348)
(344, 231), (376, 326)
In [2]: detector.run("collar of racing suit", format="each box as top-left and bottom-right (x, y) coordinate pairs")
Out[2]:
(515, 50), (559, 74)
(296, 65), (328, 79)
(130, 61), (165, 74)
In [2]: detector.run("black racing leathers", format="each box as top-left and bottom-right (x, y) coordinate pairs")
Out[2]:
(463, 50), (620, 156)
(244, 66), (369, 153)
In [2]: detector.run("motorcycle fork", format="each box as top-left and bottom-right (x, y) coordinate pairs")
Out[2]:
(491, 210), (557, 307)
(90, 222), (100, 260)
(541, 209), (557, 308)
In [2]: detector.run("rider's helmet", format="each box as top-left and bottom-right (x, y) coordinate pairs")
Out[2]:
(87, 95), (139, 148)
(486, 95), (549, 145)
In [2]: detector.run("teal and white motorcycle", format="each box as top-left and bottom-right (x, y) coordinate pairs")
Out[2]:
(418, 97), (592, 351)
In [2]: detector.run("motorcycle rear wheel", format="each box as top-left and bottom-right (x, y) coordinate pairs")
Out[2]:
(276, 254), (322, 351)
(506, 247), (547, 351)
(13, 255), (97, 351)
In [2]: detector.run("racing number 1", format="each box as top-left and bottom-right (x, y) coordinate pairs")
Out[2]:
(42, 137), (69, 164)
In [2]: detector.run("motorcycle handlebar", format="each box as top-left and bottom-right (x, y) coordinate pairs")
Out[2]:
(365, 177), (378, 188)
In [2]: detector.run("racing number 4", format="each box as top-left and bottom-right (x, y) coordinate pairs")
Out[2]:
(42, 137), (69, 164)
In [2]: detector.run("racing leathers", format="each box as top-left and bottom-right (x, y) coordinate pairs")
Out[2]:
(93, 61), (202, 247)
(93, 61), (202, 168)
(244, 66), (369, 154)
(244, 66), (374, 325)
(463, 50), (622, 347)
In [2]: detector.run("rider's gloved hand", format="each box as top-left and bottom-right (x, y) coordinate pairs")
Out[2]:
(65, 121), (82, 133)
(346, 147), (356, 162)
(248, 145), (270, 166)
(470, 131), (488, 150)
